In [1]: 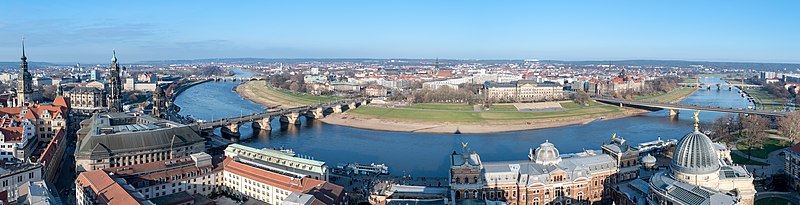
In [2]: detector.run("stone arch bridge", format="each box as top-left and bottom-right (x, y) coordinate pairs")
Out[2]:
(196, 98), (370, 136)
(186, 76), (266, 82)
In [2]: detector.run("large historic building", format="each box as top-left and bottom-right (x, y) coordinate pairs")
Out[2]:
(151, 85), (167, 119)
(16, 40), (34, 106)
(614, 113), (756, 205)
(450, 141), (619, 205)
(106, 50), (123, 112)
(482, 80), (565, 103)
(76, 150), (344, 205)
(64, 86), (106, 115)
(601, 134), (641, 182)
(224, 143), (329, 181)
(785, 143), (800, 193)
(75, 112), (206, 172)
(585, 70), (646, 96)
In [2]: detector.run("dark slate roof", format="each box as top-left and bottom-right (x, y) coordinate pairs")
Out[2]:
(77, 123), (204, 158)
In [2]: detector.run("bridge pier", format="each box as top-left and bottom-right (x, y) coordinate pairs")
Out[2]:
(251, 117), (273, 131)
(348, 102), (357, 110)
(221, 123), (241, 137)
(305, 107), (325, 119)
(280, 112), (301, 125)
(362, 100), (368, 106)
(669, 109), (680, 117)
(332, 105), (342, 113)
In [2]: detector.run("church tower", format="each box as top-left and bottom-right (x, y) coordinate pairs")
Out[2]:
(107, 50), (123, 112)
(17, 38), (33, 106)
(152, 85), (167, 119)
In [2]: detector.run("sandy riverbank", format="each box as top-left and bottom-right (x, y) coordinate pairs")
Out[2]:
(318, 109), (650, 134)
(234, 83), (282, 108)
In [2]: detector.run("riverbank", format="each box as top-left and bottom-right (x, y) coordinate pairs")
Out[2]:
(318, 88), (696, 134)
(319, 108), (649, 134)
(232, 81), (697, 133)
(235, 81), (340, 108)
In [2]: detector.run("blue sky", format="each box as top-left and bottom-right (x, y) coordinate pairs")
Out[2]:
(1, 1), (799, 63)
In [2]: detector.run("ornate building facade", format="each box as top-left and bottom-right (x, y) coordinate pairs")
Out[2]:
(482, 80), (565, 103)
(450, 141), (619, 205)
(64, 86), (106, 115)
(151, 85), (167, 119)
(106, 50), (123, 112)
(614, 113), (756, 205)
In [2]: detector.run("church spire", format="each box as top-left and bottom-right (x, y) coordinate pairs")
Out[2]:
(21, 37), (27, 61)
(111, 49), (117, 63)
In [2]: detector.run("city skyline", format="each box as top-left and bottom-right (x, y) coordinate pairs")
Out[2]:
(1, 1), (800, 63)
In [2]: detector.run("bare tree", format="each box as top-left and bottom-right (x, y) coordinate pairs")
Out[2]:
(572, 90), (590, 106)
(739, 114), (769, 159)
(708, 114), (736, 143)
(778, 111), (800, 143)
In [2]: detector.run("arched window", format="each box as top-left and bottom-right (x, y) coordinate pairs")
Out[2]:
(533, 197), (540, 205)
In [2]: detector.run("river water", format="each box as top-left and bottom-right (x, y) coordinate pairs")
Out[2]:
(175, 71), (751, 177)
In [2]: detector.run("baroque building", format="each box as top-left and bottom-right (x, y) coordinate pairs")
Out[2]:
(107, 50), (123, 112)
(450, 141), (619, 205)
(64, 86), (106, 115)
(482, 80), (565, 103)
(151, 85), (167, 119)
(614, 112), (756, 205)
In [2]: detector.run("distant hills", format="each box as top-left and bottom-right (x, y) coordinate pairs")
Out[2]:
(1, 58), (799, 72)
(139, 58), (800, 71)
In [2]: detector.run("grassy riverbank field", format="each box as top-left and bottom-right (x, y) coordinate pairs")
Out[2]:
(348, 101), (622, 123)
(237, 81), (340, 108)
(747, 88), (788, 104)
(233, 80), (700, 133)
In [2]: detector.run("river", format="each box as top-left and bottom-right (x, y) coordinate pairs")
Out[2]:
(175, 71), (752, 177)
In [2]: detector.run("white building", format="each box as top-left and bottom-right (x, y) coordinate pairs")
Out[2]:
(224, 144), (329, 181)
(0, 119), (36, 163)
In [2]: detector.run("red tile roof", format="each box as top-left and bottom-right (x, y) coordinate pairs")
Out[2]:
(38, 129), (65, 167)
(104, 155), (222, 186)
(0, 127), (24, 142)
(223, 157), (306, 192)
(222, 157), (344, 204)
(53, 96), (71, 110)
(76, 170), (142, 205)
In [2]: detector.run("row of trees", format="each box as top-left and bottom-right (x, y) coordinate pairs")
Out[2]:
(706, 111), (800, 159)
(409, 86), (479, 103)
(750, 76), (793, 99)
(268, 74), (307, 93)
(612, 76), (682, 100)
